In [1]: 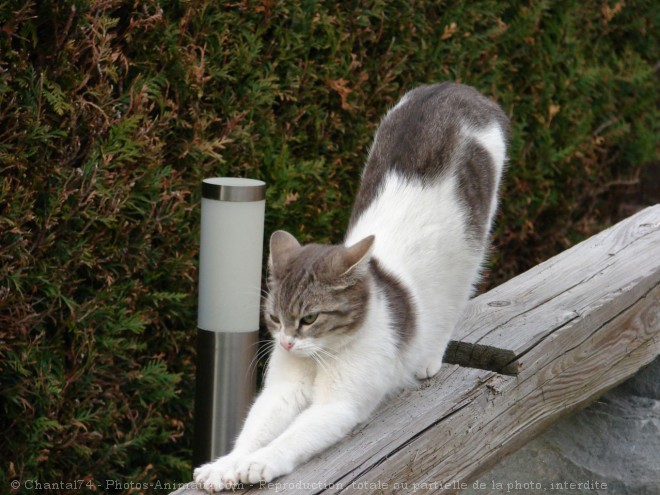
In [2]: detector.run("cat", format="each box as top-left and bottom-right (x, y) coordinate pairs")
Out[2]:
(193, 82), (509, 491)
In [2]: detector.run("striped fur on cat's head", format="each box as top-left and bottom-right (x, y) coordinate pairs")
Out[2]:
(264, 230), (374, 356)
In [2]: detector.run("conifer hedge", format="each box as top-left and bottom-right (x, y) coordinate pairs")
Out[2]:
(1, 0), (657, 491)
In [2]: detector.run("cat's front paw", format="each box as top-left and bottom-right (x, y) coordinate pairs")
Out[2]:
(236, 449), (293, 485)
(193, 456), (241, 493)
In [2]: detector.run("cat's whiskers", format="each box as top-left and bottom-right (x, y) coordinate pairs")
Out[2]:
(310, 351), (331, 377)
(248, 339), (275, 384)
(259, 287), (272, 303)
(313, 345), (338, 363)
(309, 343), (339, 378)
(247, 342), (268, 380)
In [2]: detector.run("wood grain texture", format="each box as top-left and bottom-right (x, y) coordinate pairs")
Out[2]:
(173, 205), (660, 495)
(445, 205), (660, 372)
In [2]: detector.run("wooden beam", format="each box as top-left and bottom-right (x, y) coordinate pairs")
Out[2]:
(445, 204), (660, 373)
(173, 205), (660, 495)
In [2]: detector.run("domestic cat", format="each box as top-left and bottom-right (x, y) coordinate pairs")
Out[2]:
(194, 82), (509, 491)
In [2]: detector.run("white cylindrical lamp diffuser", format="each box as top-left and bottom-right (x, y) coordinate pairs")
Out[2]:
(193, 177), (265, 467)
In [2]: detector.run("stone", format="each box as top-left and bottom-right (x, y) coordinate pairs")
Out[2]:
(464, 356), (660, 494)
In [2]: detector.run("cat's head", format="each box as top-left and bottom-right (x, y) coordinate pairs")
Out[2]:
(264, 230), (375, 357)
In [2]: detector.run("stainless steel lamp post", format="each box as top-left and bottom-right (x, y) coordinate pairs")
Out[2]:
(193, 177), (265, 467)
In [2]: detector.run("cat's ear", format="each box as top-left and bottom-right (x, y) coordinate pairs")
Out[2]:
(269, 230), (301, 278)
(337, 235), (375, 279)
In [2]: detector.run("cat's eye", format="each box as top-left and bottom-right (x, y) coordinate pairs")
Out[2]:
(269, 313), (280, 324)
(300, 313), (318, 325)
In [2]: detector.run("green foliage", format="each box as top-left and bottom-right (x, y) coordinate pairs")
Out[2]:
(1, 0), (657, 492)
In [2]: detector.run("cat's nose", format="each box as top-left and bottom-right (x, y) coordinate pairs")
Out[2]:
(280, 337), (294, 351)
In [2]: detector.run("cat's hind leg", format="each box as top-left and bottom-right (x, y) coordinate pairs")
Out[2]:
(415, 353), (445, 380)
(413, 321), (453, 380)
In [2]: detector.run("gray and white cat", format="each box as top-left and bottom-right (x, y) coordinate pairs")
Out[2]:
(194, 82), (509, 491)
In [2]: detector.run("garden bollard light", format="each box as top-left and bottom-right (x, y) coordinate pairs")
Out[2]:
(193, 177), (265, 467)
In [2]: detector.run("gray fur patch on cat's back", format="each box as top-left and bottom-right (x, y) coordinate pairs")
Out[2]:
(350, 82), (509, 241)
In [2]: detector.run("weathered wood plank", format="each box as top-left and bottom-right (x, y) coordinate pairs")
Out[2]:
(445, 205), (660, 372)
(173, 205), (660, 495)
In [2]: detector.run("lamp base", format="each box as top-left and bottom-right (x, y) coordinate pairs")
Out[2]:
(192, 329), (259, 468)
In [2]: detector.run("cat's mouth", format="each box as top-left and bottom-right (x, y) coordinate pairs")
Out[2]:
(277, 335), (337, 363)
(282, 340), (314, 357)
